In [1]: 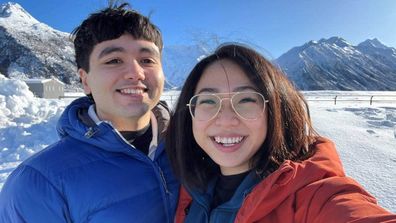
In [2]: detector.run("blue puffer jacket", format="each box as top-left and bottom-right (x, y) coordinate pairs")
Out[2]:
(0, 97), (179, 223)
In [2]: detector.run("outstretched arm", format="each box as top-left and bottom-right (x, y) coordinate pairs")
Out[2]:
(306, 177), (396, 223)
(0, 165), (71, 223)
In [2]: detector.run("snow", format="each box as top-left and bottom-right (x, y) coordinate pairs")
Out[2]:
(0, 75), (395, 213)
(276, 36), (396, 91)
(0, 2), (39, 25)
(359, 38), (389, 50)
(0, 74), (66, 183)
(0, 2), (78, 90)
(0, 2), (70, 40)
(306, 91), (396, 211)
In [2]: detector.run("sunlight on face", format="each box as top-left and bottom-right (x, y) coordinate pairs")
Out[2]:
(79, 34), (164, 131)
(192, 59), (268, 175)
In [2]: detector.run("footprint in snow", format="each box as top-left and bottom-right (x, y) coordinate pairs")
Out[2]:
(366, 129), (376, 134)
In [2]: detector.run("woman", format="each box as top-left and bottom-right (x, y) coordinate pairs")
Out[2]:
(166, 43), (396, 222)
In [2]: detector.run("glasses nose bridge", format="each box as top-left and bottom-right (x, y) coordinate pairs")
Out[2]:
(217, 96), (237, 116)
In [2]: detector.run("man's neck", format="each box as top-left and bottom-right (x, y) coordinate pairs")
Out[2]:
(87, 105), (151, 131)
(114, 113), (151, 131)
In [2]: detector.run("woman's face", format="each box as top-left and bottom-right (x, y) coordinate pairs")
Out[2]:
(192, 59), (268, 175)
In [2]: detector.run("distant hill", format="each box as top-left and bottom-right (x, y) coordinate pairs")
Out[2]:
(275, 37), (396, 90)
(1, 2), (395, 91)
(0, 2), (202, 90)
(162, 44), (209, 88)
(0, 2), (78, 90)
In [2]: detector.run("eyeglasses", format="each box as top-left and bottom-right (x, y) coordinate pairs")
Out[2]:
(187, 92), (268, 121)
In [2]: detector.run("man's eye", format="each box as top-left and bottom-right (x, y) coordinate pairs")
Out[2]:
(140, 58), (155, 64)
(105, 59), (122, 64)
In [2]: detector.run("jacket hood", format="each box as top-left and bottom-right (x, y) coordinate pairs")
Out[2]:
(56, 97), (170, 156)
(57, 97), (94, 139)
(235, 138), (346, 220)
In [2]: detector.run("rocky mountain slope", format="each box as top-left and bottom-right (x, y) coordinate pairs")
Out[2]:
(276, 37), (396, 90)
(0, 2), (78, 89)
(1, 2), (395, 91)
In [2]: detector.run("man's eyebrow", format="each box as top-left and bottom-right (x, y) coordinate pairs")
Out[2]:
(140, 46), (160, 58)
(98, 46), (125, 59)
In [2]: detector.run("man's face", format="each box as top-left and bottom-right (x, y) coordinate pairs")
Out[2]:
(79, 34), (164, 131)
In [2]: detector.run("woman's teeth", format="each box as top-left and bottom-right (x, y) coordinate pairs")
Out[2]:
(214, 136), (243, 146)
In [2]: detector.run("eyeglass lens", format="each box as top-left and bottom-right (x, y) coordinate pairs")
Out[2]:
(189, 92), (265, 121)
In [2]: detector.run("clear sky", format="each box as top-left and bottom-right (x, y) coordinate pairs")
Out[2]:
(1, 0), (396, 58)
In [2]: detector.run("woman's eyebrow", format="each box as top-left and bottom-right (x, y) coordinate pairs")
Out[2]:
(196, 88), (218, 94)
(233, 86), (258, 92)
(196, 86), (257, 94)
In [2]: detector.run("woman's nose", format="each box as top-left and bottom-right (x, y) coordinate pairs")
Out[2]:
(215, 100), (239, 126)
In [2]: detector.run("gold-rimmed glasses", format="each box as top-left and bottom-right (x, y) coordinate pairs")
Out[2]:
(187, 92), (268, 121)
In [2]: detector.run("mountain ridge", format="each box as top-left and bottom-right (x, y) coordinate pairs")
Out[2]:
(276, 37), (396, 90)
(0, 2), (78, 89)
(1, 2), (396, 91)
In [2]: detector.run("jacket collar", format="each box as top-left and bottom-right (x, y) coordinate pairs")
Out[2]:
(56, 97), (170, 160)
(188, 171), (260, 211)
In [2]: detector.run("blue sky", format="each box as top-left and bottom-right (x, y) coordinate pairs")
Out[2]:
(1, 0), (396, 58)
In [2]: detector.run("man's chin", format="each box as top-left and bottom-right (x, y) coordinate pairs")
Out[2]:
(124, 105), (150, 116)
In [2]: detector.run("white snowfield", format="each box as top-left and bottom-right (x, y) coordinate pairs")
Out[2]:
(0, 75), (395, 213)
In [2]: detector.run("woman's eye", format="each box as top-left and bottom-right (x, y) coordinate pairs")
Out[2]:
(238, 97), (257, 104)
(105, 59), (122, 64)
(198, 99), (216, 105)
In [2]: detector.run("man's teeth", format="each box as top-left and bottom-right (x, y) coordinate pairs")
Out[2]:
(214, 136), (243, 145)
(119, 89), (144, 94)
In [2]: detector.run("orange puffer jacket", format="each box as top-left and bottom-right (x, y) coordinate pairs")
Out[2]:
(175, 138), (396, 223)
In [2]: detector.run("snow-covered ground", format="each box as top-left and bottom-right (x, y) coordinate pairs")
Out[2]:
(0, 75), (395, 213)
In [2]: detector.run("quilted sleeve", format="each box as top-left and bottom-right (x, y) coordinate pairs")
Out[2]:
(0, 165), (71, 223)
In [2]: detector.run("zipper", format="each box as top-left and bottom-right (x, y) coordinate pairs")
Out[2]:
(158, 166), (170, 194)
(113, 124), (172, 222)
(84, 127), (99, 138)
(154, 162), (173, 223)
(100, 122), (173, 222)
(112, 127), (170, 194)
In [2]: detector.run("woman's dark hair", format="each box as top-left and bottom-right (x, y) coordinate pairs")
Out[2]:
(166, 43), (318, 190)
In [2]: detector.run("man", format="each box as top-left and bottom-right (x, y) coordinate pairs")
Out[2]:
(0, 3), (178, 223)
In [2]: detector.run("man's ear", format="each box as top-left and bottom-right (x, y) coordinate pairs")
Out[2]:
(79, 68), (91, 94)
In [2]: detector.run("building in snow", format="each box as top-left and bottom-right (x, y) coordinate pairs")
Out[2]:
(24, 78), (64, 99)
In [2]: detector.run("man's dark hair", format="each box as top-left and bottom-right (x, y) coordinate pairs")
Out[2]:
(166, 43), (318, 191)
(71, 2), (163, 73)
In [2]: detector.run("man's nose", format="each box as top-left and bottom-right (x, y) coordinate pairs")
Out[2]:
(124, 60), (145, 80)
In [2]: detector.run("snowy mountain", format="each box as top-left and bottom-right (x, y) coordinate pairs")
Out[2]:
(0, 2), (78, 89)
(357, 38), (396, 70)
(1, 2), (396, 91)
(0, 2), (209, 90)
(162, 44), (209, 88)
(276, 37), (396, 90)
